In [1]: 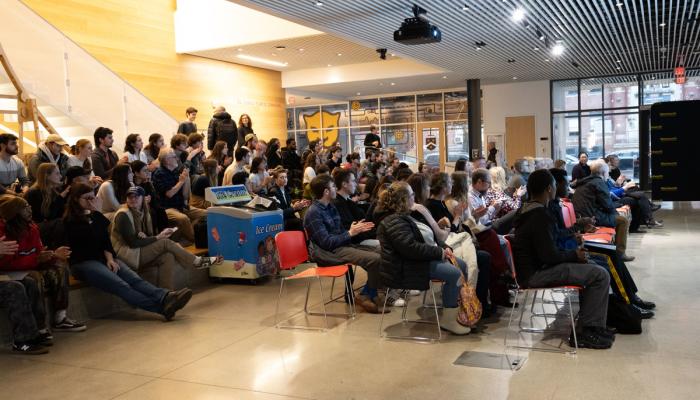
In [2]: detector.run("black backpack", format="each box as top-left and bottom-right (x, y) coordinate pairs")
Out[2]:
(606, 294), (642, 334)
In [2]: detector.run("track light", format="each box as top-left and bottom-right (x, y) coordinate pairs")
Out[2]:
(511, 7), (526, 22)
(536, 29), (546, 41)
(475, 41), (486, 51)
(551, 41), (564, 56)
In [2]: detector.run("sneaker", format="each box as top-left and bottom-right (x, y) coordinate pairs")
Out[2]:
(570, 328), (613, 349)
(408, 290), (422, 296)
(385, 289), (403, 307)
(392, 298), (407, 307)
(647, 220), (664, 228)
(162, 288), (193, 321)
(13, 341), (49, 355)
(33, 331), (54, 346)
(195, 255), (224, 269)
(53, 317), (87, 332)
(620, 254), (635, 262)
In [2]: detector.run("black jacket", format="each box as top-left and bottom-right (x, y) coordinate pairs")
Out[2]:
(378, 214), (444, 290)
(571, 163), (591, 182)
(333, 194), (375, 243)
(281, 147), (302, 171)
(207, 112), (238, 151)
(511, 202), (578, 286)
(269, 185), (295, 219)
(571, 175), (617, 227)
(364, 133), (381, 149)
(237, 125), (254, 150)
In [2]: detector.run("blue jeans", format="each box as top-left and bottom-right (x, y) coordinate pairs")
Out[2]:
(429, 258), (467, 308)
(71, 260), (168, 314)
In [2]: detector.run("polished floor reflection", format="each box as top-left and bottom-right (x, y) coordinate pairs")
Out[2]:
(1, 204), (699, 400)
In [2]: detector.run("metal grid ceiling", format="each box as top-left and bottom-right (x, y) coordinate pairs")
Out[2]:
(233, 0), (700, 84)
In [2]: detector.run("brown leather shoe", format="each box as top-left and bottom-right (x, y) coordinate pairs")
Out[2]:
(372, 293), (392, 314)
(354, 294), (379, 313)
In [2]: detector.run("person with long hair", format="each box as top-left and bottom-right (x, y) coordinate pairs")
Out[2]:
(0, 195), (85, 338)
(266, 138), (282, 170)
(237, 113), (254, 151)
(96, 163), (134, 217)
(425, 172), (465, 233)
(131, 160), (168, 233)
(376, 181), (471, 335)
(364, 161), (386, 200)
(144, 133), (164, 170)
(407, 173), (449, 244)
(249, 157), (271, 195)
(190, 159), (219, 209)
(485, 166), (525, 219)
(111, 186), (221, 289)
(121, 133), (148, 164)
(67, 139), (95, 172)
(24, 163), (69, 224)
(64, 183), (193, 320)
(208, 140), (231, 182)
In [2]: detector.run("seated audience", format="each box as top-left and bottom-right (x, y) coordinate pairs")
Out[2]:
(25, 163), (68, 224)
(303, 174), (386, 314)
(606, 154), (661, 228)
(332, 169), (376, 245)
(121, 134), (148, 163)
(0, 276), (49, 354)
(131, 160), (168, 232)
(326, 146), (343, 172)
(65, 166), (93, 188)
(144, 133), (164, 170)
(152, 149), (207, 245)
(469, 168), (517, 234)
(363, 161), (386, 200)
(572, 159), (633, 261)
(506, 158), (531, 196)
(190, 159), (219, 209)
(268, 168), (307, 231)
(91, 127), (120, 180)
(426, 172), (465, 233)
(554, 159), (567, 170)
(512, 169), (614, 349)
(485, 166), (525, 219)
(376, 181), (471, 335)
(208, 140), (232, 184)
(63, 183), (193, 321)
(0, 195), (85, 336)
(96, 163), (133, 217)
(67, 139), (101, 184)
(0, 133), (30, 195)
(111, 186), (221, 289)
(186, 133), (206, 177)
(571, 151), (591, 184)
(223, 147), (250, 186)
(266, 138), (283, 170)
(281, 138), (302, 186)
(249, 157), (272, 195)
(28, 134), (69, 183)
(231, 171), (251, 193)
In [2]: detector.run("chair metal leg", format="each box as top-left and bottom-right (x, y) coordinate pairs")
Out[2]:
(317, 276), (329, 331)
(303, 280), (312, 314)
(380, 286), (442, 343)
(378, 289), (390, 338)
(329, 276), (336, 301)
(567, 294), (578, 355)
(274, 278), (286, 327)
(431, 284), (442, 341)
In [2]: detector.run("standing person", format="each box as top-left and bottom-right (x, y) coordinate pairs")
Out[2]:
(190, 159), (219, 209)
(0, 237), (52, 354)
(0, 196), (85, 336)
(571, 152), (591, 184)
(237, 114), (254, 151)
(364, 125), (382, 150)
(266, 138), (283, 170)
(487, 142), (498, 166)
(91, 127), (120, 180)
(152, 148), (207, 245)
(177, 107), (198, 135)
(28, 134), (69, 183)
(131, 160), (168, 233)
(512, 169), (613, 349)
(24, 163), (69, 224)
(96, 164), (133, 217)
(0, 133), (30, 195)
(144, 133), (164, 171)
(111, 186), (221, 289)
(207, 106), (237, 154)
(63, 183), (193, 321)
(121, 134), (148, 164)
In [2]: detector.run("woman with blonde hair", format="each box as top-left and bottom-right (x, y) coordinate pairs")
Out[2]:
(25, 163), (69, 224)
(68, 139), (94, 171)
(377, 181), (471, 335)
(484, 166), (525, 219)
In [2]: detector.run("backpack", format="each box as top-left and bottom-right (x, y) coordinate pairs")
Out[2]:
(606, 294), (642, 334)
(448, 255), (482, 327)
(215, 119), (237, 142)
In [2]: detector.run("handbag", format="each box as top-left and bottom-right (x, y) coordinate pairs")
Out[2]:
(607, 294), (642, 334)
(448, 255), (482, 327)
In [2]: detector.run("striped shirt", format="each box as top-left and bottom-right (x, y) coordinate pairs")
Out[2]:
(0, 155), (28, 187)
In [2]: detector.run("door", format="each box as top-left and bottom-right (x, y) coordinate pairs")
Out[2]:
(505, 116), (536, 165)
(417, 121), (444, 169)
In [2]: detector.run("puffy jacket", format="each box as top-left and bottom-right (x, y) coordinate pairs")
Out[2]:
(207, 112), (238, 150)
(377, 214), (444, 290)
(571, 175), (617, 227)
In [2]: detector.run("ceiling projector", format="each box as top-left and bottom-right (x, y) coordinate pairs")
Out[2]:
(394, 4), (442, 45)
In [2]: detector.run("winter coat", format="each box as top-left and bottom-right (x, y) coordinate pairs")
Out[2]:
(207, 112), (238, 151)
(571, 175), (617, 227)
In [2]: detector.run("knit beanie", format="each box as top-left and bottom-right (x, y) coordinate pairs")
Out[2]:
(0, 195), (28, 220)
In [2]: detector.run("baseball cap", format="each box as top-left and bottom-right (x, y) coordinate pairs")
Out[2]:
(45, 134), (67, 145)
(126, 186), (146, 197)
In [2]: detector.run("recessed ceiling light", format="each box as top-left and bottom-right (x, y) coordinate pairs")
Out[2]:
(507, 58), (516, 63)
(390, 82), (396, 86)
(536, 29), (546, 41)
(237, 48), (244, 52)
(533, 46), (540, 51)
(442, 75), (448, 79)
(275, 46), (286, 50)
(616, 1), (623, 7)
(551, 41), (564, 56)
(237, 54), (288, 67)
(659, 22), (666, 27)
(327, 64), (332, 67)
(544, 58), (550, 62)
(616, 59), (621, 63)
(390, 52), (396, 57)
(315, 1), (323, 6)
(462, 5), (470, 11)
(298, 48), (305, 52)
(651, 76), (656, 79)
(356, 92), (361, 96)
(512, 76), (518, 80)
(511, 7), (526, 22)
(616, 66), (622, 70)
(337, 53), (342, 56)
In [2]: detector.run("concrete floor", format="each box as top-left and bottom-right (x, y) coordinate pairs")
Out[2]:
(1, 203), (699, 400)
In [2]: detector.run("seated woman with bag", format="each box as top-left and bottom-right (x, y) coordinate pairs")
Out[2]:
(111, 186), (221, 289)
(376, 181), (473, 335)
(63, 183), (193, 321)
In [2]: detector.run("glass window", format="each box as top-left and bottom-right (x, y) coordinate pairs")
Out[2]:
(445, 121), (468, 162)
(380, 96), (415, 125)
(552, 80), (578, 112)
(350, 127), (379, 156)
(322, 128), (349, 154)
(642, 72), (700, 105)
(295, 131), (309, 156)
(417, 93), (443, 122)
(382, 124), (417, 162)
(580, 78), (603, 110)
(580, 111), (604, 161)
(604, 111), (639, 180)
(295, 106), (320, 131)
(444, 91), (467, 120)
(604, 75), (639, 109)
(286, 108), (295, 130)
(320, 103), (349, 128)
(421, 126), (441, 165)
(349, 99), (379, 127)
(552, 113), (579, 168)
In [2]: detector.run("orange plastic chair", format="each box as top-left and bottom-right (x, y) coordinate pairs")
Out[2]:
(274, 231), (355, 331)
(502, 236), (582, 354)
(560, 199), (615, 242)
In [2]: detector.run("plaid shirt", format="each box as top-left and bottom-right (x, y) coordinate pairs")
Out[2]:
(303, 200), (351, 251)
(152, 166), (186, 210)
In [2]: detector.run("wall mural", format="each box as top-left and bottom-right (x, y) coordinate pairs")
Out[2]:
(303, 110), (341, 147)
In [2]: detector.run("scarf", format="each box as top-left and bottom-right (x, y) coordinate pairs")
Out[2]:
(38, 143), (58, 164)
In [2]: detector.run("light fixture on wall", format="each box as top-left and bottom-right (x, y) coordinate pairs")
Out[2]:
(237, 54), (288, 67)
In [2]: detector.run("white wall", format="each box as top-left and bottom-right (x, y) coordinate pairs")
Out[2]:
(482, 80), (551, 159)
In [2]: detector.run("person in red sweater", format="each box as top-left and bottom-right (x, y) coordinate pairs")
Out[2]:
(0, 195), (86, 334)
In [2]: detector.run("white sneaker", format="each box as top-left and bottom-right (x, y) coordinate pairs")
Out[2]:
(408, 290), (421, 296)
(392, 298), (406, 307)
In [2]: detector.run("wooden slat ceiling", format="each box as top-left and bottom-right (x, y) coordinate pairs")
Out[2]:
(233, 0), (700, 84)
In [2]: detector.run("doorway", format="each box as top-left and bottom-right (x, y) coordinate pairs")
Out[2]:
(505, 116), (536, 166)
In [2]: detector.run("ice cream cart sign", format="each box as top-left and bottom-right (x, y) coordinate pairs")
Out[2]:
(205, 185), (252, 205)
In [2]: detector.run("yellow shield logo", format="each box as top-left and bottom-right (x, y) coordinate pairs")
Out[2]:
(303, 110), (341, 147)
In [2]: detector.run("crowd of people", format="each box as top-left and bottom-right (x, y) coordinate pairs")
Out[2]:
(0, 107), (659, 354)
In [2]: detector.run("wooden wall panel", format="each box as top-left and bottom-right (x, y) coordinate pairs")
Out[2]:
(505, 115), (536, 163)
(22, 0), (286, 143)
